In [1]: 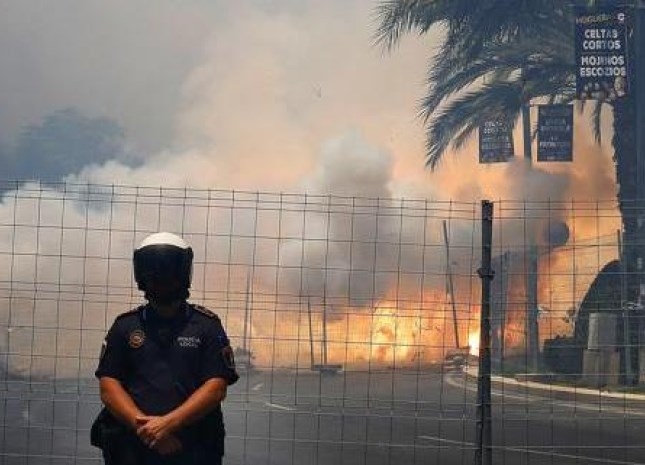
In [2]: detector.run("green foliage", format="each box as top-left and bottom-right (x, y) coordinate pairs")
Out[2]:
(375, 0), (610, 168)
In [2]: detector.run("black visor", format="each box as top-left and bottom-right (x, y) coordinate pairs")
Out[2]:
(133, 244), (193, 291)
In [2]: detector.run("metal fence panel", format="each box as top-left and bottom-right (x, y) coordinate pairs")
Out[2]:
(1, 181), (644, 464)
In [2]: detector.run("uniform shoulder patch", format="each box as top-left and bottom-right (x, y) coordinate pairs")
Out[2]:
(191, 304), (220, 320)
(221, 345), (236, 370)
(114, 305), (144, 321)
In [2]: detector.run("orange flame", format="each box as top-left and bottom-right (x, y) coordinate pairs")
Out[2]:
(468, 331), (480, 357)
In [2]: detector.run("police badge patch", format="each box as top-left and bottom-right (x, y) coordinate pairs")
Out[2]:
(221, 346), (235, 369)
(128, 329), (146, 348)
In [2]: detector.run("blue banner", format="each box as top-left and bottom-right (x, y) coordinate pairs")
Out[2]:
(537, 105), (574, 162)
(479, 120), (514, 164)
(575, 7), (629, 100)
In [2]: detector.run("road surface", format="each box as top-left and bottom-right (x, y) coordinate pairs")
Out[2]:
(1, 368), (644, 464)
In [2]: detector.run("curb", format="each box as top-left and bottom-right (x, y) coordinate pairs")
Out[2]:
(464, 367), (645, 402)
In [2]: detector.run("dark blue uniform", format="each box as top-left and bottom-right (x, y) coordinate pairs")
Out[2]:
(95, 303), (239, 465)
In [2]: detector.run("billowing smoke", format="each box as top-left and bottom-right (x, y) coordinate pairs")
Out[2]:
(279, 132), (396, 306)
(0, 2), (622, 374)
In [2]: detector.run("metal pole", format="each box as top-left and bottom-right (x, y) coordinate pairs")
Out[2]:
(527, 246), (540, 372)
(243, 271), (251, 353)
(499, 252), (510, 371)
(476, 200), (494, 465)
(322, 297), (329, 366)
(620, 230), (633, 383)
(308, 298), (315, 369)
(443, 220), (461, 349)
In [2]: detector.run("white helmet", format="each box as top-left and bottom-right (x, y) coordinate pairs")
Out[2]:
(133, 232), (193, 293)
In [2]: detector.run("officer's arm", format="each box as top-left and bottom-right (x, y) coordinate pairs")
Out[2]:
(100, 376), (145, 430)
(165, 377), (227, 430)
(96, 319), (143, 429)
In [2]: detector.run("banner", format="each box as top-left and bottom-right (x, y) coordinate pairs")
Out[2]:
(537, 104), (574, 162)
(575, 7), (629, 100)
(479, 120), (514, 164)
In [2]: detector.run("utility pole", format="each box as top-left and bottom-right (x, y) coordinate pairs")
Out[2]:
(522, 93), (540, 373)
(443, 220), (460, 349)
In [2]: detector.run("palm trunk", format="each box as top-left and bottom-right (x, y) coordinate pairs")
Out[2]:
(613, 93), (638, 382)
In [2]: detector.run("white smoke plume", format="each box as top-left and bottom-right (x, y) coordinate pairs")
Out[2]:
(0, 1), (621, 374)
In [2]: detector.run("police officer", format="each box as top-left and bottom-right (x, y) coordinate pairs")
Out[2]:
(93, 232), (238, 465)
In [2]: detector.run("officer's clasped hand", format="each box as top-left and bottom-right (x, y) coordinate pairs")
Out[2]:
(135, 415), (182, 455)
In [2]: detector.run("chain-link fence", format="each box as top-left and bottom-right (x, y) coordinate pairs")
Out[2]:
(1, 181), (644, 464)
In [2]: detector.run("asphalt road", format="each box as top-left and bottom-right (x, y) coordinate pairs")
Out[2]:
(1, 368), (644, 465)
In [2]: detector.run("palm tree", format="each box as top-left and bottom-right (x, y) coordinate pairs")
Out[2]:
(376, 0), (638, 376)
(375, 0), (619, 165)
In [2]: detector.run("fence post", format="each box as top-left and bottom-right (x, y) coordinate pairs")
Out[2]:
(527, 244), (540, 372)
(476, 200), (494, 465)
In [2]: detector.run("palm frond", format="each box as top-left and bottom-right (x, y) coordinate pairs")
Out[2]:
(423, 36), (574, 121)
(439, 0), (572, 67)
(591, 100), (604, 144)
(432, 23), (572, 86)
(452, 124), (482, 153)
(425, 81), (523, 169)
(374, 0), (445, 50)
(374, 0), (609, 167)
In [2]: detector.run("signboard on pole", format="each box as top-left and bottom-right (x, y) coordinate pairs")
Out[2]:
(537, 104), (574, 162)
(575, 7), (629, 100)
(479, 120), (514, 164)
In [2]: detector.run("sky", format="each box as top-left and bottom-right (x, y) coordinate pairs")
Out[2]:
(0, 0), (427, 192)
(0, 0), (617, 202)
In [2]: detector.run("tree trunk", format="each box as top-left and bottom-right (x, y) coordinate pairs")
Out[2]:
(613, 92), (638, 382)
